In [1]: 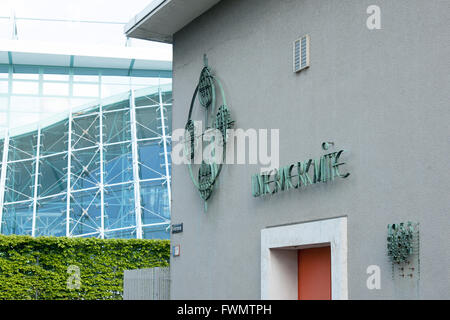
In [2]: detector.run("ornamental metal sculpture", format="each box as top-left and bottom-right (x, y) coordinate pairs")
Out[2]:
(184, 55), (234, 209)
(387, 222), (420, 279)
(387, 222), (415, 264)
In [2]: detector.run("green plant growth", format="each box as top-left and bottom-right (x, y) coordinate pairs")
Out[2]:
(0, 235), (170, 300)
(387, 222), (416, 265)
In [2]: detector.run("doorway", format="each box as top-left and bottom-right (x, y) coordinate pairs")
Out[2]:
(260, 217), (348, 299)
(297, 246), (331, 300)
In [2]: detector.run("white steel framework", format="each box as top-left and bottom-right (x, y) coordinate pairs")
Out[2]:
(130, 90), (143, 239)
(0, 85), (172, 239)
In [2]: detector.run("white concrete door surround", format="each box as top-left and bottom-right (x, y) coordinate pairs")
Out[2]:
(261, 216), (348, 300)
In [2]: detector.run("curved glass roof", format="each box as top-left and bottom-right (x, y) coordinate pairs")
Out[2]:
(1, 83), (171, 138)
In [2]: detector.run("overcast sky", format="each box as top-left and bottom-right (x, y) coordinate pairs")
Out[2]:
(0, 0), (172, 57)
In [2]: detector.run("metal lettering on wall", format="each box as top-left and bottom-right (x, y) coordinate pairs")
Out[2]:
(184, 55), (234, 209)
(252, 142), (350, 197)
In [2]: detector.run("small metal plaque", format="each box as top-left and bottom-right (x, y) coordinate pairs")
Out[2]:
(172, 223), (183, 234)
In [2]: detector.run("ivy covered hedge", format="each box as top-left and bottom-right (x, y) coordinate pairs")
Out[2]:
(0, 235), (170, 300)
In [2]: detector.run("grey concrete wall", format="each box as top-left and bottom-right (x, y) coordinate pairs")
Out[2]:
(170, 0), (450, 299)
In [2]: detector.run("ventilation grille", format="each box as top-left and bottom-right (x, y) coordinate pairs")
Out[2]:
(293, 35), (310, 73)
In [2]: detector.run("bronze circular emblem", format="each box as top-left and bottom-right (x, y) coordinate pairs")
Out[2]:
(184, 56), (234, 206)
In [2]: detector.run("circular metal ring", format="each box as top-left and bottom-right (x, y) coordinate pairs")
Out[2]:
(184, 62), (233, 204)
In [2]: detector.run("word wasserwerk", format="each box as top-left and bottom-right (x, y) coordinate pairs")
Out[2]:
(252, 143), (350, 197)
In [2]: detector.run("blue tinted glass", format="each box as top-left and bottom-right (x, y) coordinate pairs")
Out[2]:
(5, 160), (35, 202)
(70, 189), (102, 236)
(1, 201), (33, 235)
(104, 183), (136, 230)
(142, 224), (170, 240)
(35, 194), (66, 237)
(140, 181), (169, 225)
(71, 148), (100, 190)
(104, 142), (132, 184)
(138, 141), (165, 180)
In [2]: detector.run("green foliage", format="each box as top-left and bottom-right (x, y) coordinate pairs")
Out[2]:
(0, 235), (170, 300)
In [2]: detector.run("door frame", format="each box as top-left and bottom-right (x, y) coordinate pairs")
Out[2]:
(261, 216), (348, 300)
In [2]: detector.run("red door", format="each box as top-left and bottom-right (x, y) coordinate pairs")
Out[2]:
(298, 246), (331, 300)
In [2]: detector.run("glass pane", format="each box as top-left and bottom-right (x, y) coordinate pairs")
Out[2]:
(76, 233), (100, 238)
(1, 201), (33, 235)
(70, 189), (101, 236)
(0, 97), (8, 110)
(0, 20), (10, 40)
(161, 91), (172, 104)
(43, 82), (69, 96)
(72, 113), (99, 150)
(38, 154), (68, 197)
(140, 181), (170, 225)
(0, 80), (8, 94)
(159, 78), (172, 85)
(35, 194), (66, 237)
(104, 142), (132, 185)
(130, 77), (154, 86)
(101, 76), (130, 85)
(9, 112), (39, 129)
(40, 119), (68, 155)
(72, 98), (98, 111)
(104, 228), (136, 239)
(103, 109), (130, 143)
(138, 140), (165, 180)
(103, 97), (129, 112)
(104, 183), (135, 231)
(12, 81), (39, 95)
(135, 92), (159, 107)
(71, 148), (100, 190)
(10, 96), (40, 112)
(73, 75), (99, 83)
(12, 74), (39, 80)
(5, 160), (35, 202)
(136, 106), (160, 139)
(41, 97), (70, 113)
(73, 83), (98, 97)
(8, 131), (37, 161)
(101, 84), (130, 98)
(43, 74), (69, 81)
(0, 112), (6, 129)
(142, 224), (170, 240)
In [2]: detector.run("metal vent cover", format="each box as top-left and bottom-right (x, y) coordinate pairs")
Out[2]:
(293, 35), (310, 73)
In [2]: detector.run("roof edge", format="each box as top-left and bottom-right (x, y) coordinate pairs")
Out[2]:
(125, 0), (221, 43)
(124, 0), (169, 43)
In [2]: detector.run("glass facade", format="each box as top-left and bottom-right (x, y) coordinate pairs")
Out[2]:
(0, 67), (171, 131)
(0, 85), (172, 239)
